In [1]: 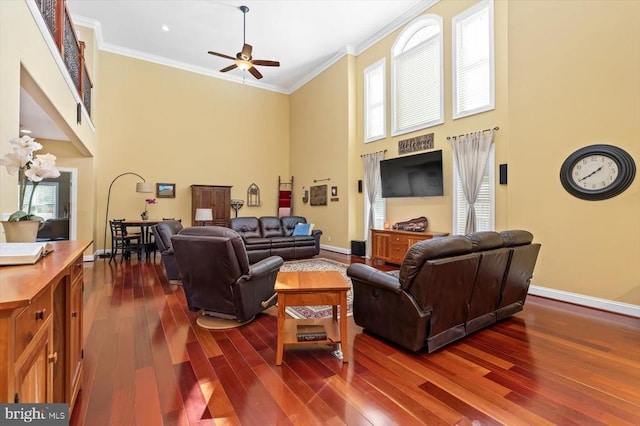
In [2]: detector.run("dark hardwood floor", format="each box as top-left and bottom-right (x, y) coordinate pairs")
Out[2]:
(71, 250), (640, 425)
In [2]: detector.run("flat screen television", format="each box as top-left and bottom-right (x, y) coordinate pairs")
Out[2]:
(380, 150), (444, 198)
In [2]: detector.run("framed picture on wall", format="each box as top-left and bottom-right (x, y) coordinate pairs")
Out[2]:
(310, 185), (327, 206)
(156, 183), (176, 198)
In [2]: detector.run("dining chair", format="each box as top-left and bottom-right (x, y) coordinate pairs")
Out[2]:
(109, 219), (143, 264)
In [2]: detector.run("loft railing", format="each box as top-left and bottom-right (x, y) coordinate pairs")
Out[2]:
(33, 0), (93, 117)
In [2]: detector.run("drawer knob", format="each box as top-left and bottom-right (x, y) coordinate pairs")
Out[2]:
(48, 352), (58, 364)
(71, 311), (78, 318)
(35, 309), (46, 321)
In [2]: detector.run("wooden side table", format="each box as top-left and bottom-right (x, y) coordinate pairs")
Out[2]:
(275, 271), (350, 366)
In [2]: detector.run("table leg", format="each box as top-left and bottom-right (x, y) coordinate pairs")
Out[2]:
(340, 290), (348, 363)
(332, 305), (338, 321)
(276, 293), (285, 366)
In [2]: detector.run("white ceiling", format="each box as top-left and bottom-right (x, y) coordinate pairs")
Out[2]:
(66, 0), (435, 93)
(22, 0), (437, 140)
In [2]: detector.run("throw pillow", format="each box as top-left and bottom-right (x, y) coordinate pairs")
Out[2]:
(293, 223), (311, 236)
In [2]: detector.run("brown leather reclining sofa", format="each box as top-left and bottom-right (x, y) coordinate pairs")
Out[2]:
(230, 216), (322, 263)
(346, 230), (540, 353)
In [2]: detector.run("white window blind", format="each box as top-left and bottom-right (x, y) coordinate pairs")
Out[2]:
(23, 182), (58, 220)
(392, 16), (443, 136)
(364, 58), (386, 143)
(452, 144), (495, 235)
(453, 0), (495, 119)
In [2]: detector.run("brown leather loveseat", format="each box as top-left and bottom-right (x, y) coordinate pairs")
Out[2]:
(346, 230), (540, 352)
(230, 216), (322, 263)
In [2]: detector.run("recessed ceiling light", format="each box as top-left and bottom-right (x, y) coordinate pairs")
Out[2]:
(161, 25), (169, 32)
(20, 129), (32, 134)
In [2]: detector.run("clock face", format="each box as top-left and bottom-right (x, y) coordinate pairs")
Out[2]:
(560, 144), (636, 201)
(570, 154), (619, 190)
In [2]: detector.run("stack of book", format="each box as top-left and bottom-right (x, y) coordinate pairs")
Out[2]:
(296, 324), (327, 341)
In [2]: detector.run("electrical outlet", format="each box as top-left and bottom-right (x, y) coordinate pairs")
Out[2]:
(327, 236), (331, 241)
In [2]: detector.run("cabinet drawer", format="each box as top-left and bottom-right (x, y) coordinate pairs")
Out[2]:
(390, 234), (408, 244)
(389, 252), (404, 264)
(15, 286), (52, 359)
(389, 243), (406, 255)
(70, 256), (83, 283)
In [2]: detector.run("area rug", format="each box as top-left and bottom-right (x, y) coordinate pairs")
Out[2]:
(279, 258), (352, 319)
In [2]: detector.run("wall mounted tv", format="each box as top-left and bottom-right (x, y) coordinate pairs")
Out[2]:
(380, 150), (444, 198)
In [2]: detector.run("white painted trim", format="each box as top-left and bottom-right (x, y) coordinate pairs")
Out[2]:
(57, 167), (77, 240)
(71, 2), (441, 95)
(83, 255), (95, 262)
(320, 244), (350, 255)
(288, 46), (353, 93)
(26, 1), (95, 132)
(529, 284), (640, 318)
(355, 0), (440, 56)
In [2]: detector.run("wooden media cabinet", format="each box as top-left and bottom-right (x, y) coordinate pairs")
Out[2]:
(371, 228), (449, 265)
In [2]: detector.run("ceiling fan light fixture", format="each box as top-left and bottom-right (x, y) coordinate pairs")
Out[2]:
(206, 4), (279, 80)
(236, 60), (252, 70)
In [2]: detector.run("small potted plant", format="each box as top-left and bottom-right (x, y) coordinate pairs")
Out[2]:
(0, 135), (60, 242)
(142, 198), (156, 220)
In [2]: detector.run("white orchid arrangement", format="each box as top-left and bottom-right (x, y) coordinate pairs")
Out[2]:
(0, 135), (60, 222)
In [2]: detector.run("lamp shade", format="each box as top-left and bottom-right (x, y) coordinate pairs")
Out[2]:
(136, 182), (154, 193)
(195, 208), (213, 222)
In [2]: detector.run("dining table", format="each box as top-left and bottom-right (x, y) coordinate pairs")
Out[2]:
(122, 219), (162, 260)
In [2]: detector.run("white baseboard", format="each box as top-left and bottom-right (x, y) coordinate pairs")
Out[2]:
(83, 255), (95, 262)
(320, 244), (351, 255)
(529, 284), (640, 318)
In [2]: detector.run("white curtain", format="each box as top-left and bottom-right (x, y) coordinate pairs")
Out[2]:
(363, 151), (385, 258)
(450, 129), (494, 233)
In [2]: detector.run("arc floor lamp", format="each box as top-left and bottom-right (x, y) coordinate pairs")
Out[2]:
(103, 172), (153, 258)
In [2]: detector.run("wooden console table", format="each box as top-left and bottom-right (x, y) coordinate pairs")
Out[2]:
(0, 240), (91, 411)
(371, 228), (449, 265)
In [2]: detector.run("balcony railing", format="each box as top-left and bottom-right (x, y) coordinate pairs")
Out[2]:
(33, 0), (93, 117)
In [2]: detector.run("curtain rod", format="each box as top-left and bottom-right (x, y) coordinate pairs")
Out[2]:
(447, 127), (499, 141)
(361, 149), (387, 157)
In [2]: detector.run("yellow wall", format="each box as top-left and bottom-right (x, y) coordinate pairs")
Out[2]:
(3, 0), (638, 305)
(290, 56), (355, 249)
(353, 0), (509, 235)
(94, 52), (290, 250)
(305, 0), (639, 304)
(0, 1), (96, 254)
(506, 0), (640, 303)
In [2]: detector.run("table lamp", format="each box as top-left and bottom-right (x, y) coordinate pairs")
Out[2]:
(195, 208), (213, 226)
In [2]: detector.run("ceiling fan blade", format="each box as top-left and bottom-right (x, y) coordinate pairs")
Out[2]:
(252, 60), (280, 67)
(248, 66), (263, 80)
(220, 64), (238, 73)
(208, 51), (235, 61)
(241, 43), (253, 60)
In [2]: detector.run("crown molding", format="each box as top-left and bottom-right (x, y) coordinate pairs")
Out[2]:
(71, 0), (440, 95)
(288, 45), (355, 93)
(354, 0), (440, 56)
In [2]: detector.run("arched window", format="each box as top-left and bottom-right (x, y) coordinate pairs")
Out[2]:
(391, 15), (443, 136)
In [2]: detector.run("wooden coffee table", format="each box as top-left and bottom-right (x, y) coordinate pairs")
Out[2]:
(275, 271), (350, 366)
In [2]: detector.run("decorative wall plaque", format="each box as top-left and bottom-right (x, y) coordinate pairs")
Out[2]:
(310, 185), (327, 206)
(398, 133), (434, 155)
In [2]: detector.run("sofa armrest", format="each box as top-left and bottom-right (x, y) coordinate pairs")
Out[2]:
(347, 264), (402, 293)
(244, 255), (284, 279)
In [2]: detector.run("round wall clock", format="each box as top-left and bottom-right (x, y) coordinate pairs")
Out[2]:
(560, 144), (636, 201)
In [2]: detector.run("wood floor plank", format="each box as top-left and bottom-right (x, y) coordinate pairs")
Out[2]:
(134, 366), (163, 426)
(71, 255), (640, 425)
(184, 340), (240, 424)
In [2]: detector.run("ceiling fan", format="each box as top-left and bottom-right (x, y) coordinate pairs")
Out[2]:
(207, 5), (280, 80)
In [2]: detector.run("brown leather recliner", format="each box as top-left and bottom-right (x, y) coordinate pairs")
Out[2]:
(151, 220), (184, 281)
(171, 226), (284, 323)
(347, 230), (540, 352)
